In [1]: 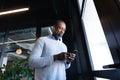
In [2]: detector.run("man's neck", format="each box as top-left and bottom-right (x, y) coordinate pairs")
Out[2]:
(52, 34), (61, 41)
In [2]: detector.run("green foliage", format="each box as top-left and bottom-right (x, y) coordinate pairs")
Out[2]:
(0, 56), (33, 80)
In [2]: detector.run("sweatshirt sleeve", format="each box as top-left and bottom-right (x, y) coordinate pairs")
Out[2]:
(65, 61), (71, 69)
(29, 38), (54, 69)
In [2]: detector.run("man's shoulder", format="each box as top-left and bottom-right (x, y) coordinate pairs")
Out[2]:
(37, 36), (50, 41)
(40, 36), (47, 39)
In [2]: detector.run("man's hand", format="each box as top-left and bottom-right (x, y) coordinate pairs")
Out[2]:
(53, 52), (76, 63)
(66, 53), (76, 64)
(54, 52), (68, 61)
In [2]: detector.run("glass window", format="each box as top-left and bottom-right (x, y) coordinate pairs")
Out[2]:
(80, 0), (114, 79)
(81, 0), (114, 71)
(41, 26), (53, 36)
(0, 26), (53, 67)
(7, 28), (36, 58)
(0, 28), (36, 67)
(0, 32), (5, 53)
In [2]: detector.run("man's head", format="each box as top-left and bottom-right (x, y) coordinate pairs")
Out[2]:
(52, 20), (66, 39)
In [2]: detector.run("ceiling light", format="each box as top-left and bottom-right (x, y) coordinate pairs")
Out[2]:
(0, 38), (35, 45)
(0, 7), (29, 16)
(16, 48), (22, 55)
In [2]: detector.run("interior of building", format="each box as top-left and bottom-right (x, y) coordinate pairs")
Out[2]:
(0, 0), (120, 80)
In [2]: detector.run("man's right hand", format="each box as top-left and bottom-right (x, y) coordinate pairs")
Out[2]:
(53, 52), (68, 61)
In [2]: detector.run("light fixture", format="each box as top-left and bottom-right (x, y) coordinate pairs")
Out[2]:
(16, 48), (22, 55)
(0, 7), (29, 16)
(0, 38), (35, 45)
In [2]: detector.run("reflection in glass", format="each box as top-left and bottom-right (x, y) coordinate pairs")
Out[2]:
(0, 26), (53, 66)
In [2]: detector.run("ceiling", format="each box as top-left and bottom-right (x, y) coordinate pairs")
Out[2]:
(0, 0), (69, 32)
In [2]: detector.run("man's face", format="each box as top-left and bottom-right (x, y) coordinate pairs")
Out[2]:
(54, 22), (66, 37)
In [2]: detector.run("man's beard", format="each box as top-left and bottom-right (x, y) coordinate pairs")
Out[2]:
(53, 32), (63, 40)
(53, 32), (64, 40)
(56, 32), (63, 37)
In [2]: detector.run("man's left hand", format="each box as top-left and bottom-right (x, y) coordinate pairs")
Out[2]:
(66, 53), (76, 64)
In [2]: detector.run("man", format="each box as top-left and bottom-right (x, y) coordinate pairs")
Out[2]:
(29, 20), (76, 80)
